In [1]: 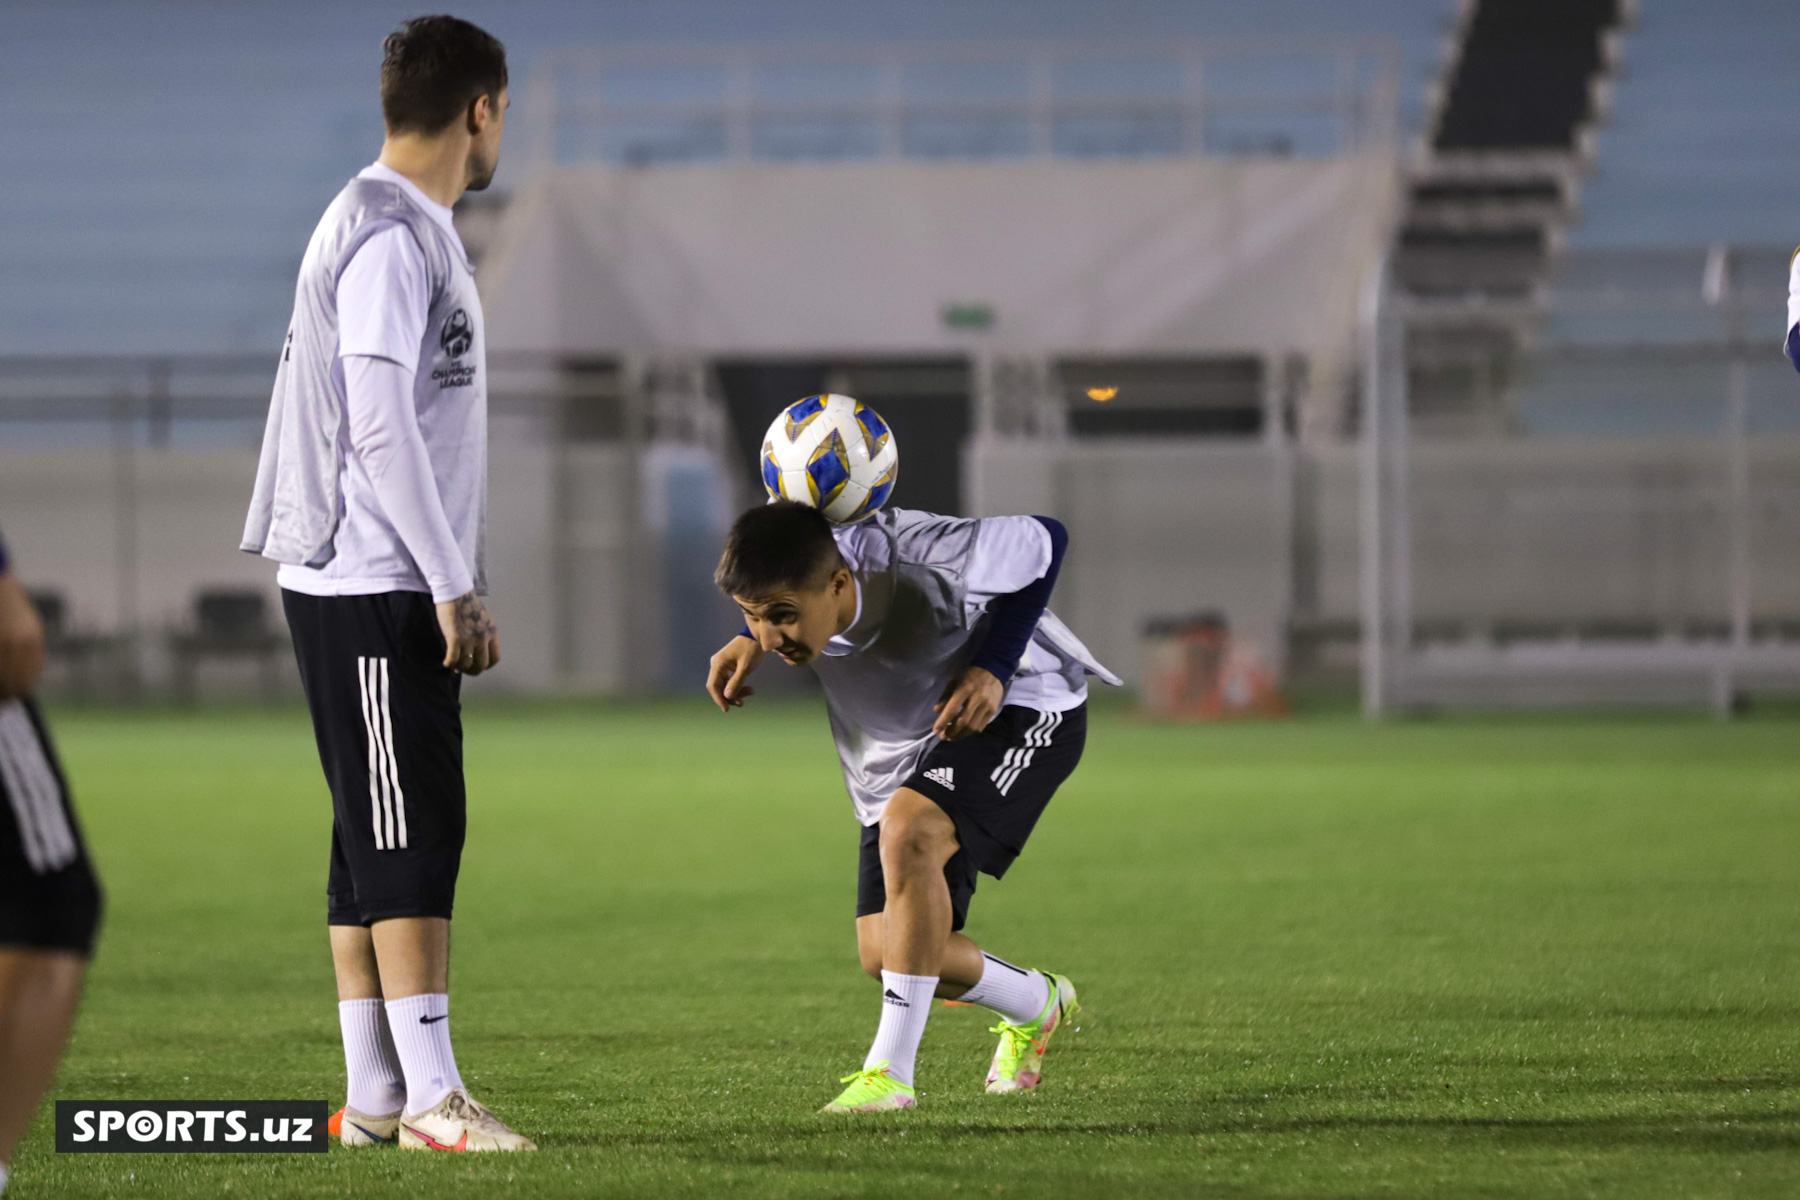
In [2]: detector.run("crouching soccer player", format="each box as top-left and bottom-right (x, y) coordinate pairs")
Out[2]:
(0, 529), (103, 1193)
(707, 500), (1119, 1112)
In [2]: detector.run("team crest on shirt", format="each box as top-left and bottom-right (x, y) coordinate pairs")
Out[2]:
(432, 308), (477, 389)
(439, 309), (473, 358)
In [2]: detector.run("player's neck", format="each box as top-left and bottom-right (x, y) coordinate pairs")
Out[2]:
(833, 575), (861, 638)
(377, 135), (471, 210)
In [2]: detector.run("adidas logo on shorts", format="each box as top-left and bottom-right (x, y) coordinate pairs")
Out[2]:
(922, 766), (955, 791)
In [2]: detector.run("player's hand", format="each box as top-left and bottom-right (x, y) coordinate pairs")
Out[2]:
(933, 666), (1003, 741)
(0, 572), (46, 701)
(707, 635), (763, 712)
(436, 591), (501, 676)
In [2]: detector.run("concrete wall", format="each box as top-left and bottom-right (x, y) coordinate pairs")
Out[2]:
(0, 429), (739, 699)
(0, 446), (269, 633)
(1403, 439), (1800, 628)
(483, 422), (740, 696)
(970, 436), (1800, 688)
(967, 436), (1296, 684)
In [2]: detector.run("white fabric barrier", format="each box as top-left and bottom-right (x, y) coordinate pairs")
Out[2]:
(481, 154), (1397, 371)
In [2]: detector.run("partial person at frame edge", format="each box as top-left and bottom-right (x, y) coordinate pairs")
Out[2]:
(0, 528), (105, 1197)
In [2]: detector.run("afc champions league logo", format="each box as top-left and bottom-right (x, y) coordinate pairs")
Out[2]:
(439, 308), (472, 359)
(431, 308), (478, 390)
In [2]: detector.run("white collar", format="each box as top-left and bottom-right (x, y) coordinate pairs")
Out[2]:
(358, 162), (462, 248)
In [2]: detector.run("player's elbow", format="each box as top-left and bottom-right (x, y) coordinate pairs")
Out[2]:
(1032, 515), (1069, 563)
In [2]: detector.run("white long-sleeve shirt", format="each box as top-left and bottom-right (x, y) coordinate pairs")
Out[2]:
(277, 164), (475, 603)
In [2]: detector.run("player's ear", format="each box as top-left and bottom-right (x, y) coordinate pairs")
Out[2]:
(467, 92), (491, 136)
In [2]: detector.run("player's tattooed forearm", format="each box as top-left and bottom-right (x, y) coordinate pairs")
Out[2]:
(453, 592), (496, 640)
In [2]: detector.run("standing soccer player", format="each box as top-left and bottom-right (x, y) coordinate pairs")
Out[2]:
(707, 499), (1119, 1112)
(241, 16), (530, 1152)
(0, 528), (103, 1193)
(1787, 245), (1800, 372)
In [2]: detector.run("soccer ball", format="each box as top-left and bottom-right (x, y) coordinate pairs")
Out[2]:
(760, 394), (899, 524)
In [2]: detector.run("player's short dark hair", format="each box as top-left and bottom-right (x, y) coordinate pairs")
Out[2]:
(380, 15), (508, 135)
(715, 502), (844, 598)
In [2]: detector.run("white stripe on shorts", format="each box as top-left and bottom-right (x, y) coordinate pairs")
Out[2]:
(991, 708), (1061, 797)
(357, 656), (408, 851)
(0, 699), (78, 874)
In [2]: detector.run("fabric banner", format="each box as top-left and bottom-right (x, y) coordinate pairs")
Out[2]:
(482, 153), (1398, 364)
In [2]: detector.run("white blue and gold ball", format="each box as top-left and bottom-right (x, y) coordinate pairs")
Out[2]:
(760, 394), (898, 524)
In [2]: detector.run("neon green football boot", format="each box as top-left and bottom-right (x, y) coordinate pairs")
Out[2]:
(820, 1061), (917, 1113)
(985, 972), (1079, 1094)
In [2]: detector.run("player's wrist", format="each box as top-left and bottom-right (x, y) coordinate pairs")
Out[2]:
(431, 576), (476, 605)
(966, 653), (1014, 686)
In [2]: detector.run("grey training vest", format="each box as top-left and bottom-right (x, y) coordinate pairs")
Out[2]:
(813, 508), (1120, 825)
(241, 176), (487, 590)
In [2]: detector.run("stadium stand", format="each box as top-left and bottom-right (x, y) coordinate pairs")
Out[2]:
(8, 1), (1800, 707)
(0, 1), (1456, 357)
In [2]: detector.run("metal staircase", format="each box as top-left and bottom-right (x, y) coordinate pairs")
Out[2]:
(1397, 0), (1633, 434)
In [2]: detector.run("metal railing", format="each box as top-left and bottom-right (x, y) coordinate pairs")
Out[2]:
(0, 352), (740, 700)
(517, 38), (1399, 173)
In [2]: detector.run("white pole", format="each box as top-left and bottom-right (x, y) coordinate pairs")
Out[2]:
(1028, 51), (1054, 158)
(1727, 357), (1750, 651)
(111, 387), (139, 698)
(1359, 263), (1388, 717)
(726, 61), (753, 163)
(527, 55), (558, 180)
(1707, 242), (1750, 715)
(1390, 297), (1413, 655)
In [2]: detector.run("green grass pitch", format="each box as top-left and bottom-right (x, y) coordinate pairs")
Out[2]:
(11, 697), (1800, 1198)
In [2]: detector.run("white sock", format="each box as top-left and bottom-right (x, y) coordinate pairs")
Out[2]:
(384, 993), (464, 1114)
(864, 971), (936, 1086)
(1, 1160), (9, 1195)
(959, 953), (1052, 1026)
(338, 998), (405, 1116)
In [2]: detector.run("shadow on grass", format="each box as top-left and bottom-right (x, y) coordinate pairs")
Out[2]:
(531, 1104), (1800, 1156)
(1209, 1073), (1794, 1108)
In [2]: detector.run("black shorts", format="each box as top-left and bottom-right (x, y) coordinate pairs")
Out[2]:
(0, 697), (103, 955)
(857, 703), (1086, 932)
(283, 590), (466, 926)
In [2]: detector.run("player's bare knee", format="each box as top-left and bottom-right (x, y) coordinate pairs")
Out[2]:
(879, 814), (951, 875)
